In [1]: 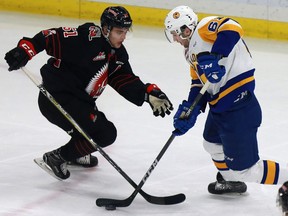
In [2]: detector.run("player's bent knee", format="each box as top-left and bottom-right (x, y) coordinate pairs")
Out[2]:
(101, 124), (117, 147)
(92, 122), (117, 148)
(89, 111), (118, 147)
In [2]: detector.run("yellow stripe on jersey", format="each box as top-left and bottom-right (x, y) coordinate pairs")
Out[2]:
(209, 76), (255, 105)
(218, 23), (244, 37)
(198, 21), (218, 43)
(200, 74), (208, 83)
(190, 65), (199, 80)
(190, 66), (208, 83)
(198, 17), (243, 43)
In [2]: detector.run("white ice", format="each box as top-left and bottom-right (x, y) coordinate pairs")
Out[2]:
(1, 11), (288, 216)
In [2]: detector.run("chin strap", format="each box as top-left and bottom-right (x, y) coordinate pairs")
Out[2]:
(102, 27), (113, 47)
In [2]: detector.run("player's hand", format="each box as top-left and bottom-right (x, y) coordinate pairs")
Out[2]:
(197, 52), (225, 83)
(173, 100), (201, 136)
(145, 84), (173, 118)
(4, 39), (36, 71)
(5, 47), (29, 71)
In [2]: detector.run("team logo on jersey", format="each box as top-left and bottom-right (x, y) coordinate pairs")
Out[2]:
(225, 156), (234, 162)
(173, 12), (180, 19)
(88, 26), (101, 41)
(85, 63), (108, 98)
(93, 52), (106, 61)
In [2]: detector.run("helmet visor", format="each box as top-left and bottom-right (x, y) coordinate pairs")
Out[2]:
(164, 25), (188, 43)
(164, 29), (175, 43)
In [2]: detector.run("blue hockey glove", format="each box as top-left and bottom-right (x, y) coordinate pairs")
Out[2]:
(173, 100), (201, 136)
(197, 52), (225, 83)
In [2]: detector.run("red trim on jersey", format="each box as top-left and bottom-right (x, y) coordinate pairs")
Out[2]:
(18, 40), (37, 59)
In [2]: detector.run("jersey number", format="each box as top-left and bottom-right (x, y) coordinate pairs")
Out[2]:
(62, 27), (78, 38)
(208, 22), (218, 32)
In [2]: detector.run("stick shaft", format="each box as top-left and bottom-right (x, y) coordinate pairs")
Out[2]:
(97, 81), (210, 206)
(131, 81), (210, 197)
(21, 66), (184, 205)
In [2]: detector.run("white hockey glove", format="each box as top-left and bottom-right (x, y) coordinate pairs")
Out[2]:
(145, 83), (173, 118)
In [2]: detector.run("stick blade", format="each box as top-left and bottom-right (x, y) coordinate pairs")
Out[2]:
(96, 193), (186, 208)
(96, 197), (132, 207)
(145, 193), (186, 205)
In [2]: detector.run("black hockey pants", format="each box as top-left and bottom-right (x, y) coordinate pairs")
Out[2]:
(38, 92), (117, 160)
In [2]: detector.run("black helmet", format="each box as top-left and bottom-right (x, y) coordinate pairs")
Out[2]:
(100, 6), (132, 29)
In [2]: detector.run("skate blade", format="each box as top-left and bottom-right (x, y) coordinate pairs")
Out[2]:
(34, 158), (64, 181)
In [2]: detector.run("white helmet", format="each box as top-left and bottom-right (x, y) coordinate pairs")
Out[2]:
(164, 5), (198, 43)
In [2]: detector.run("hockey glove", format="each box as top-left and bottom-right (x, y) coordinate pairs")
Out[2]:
(197, 52), (225, 83)
(173, 100), (201, 136)
(145, 84), (173, 118)
(5, 39), (37, 71)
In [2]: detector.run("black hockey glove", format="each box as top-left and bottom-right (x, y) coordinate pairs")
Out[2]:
(5, 39), (36, 71)
(145, 83), (173, 118)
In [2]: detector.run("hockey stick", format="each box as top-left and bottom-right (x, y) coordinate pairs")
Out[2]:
(21, 66), (185, 206)
(96, 81), (210, 208)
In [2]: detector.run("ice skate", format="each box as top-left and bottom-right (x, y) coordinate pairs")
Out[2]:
(34, 149), (70, 180)
(68, 154), (98, 168)
(277, 182), (288, 216)
(208, 172), (247, 194)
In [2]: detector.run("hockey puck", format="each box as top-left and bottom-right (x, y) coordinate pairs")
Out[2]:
(105, 205), (116, 211)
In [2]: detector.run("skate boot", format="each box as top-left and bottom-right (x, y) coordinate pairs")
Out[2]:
(68, 154), (98, 168)
(43, 149), (70, 180)
(208, 172), (247, 194)
(277, 182), (288, 215)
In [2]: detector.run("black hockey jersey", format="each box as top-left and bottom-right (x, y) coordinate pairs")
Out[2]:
(23, 22), (146, 106)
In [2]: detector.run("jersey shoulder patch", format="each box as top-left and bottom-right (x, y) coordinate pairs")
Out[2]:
(79, 23), (102, 41)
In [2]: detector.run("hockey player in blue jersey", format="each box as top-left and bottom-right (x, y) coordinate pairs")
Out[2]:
(164, 5), (288, 214)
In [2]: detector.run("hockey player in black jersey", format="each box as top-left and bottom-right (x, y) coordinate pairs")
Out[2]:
(4, 6), (173, 180)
